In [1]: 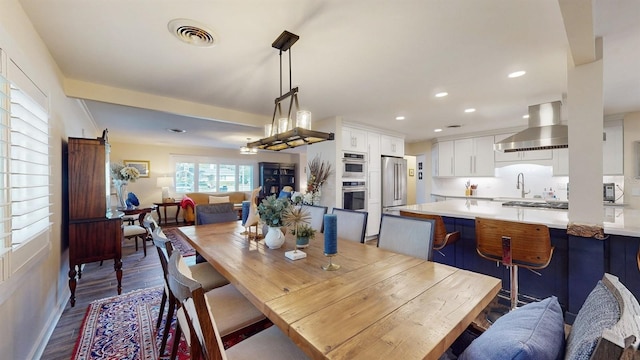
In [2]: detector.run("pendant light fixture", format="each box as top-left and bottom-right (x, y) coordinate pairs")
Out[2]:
(247, 30), (334, 151)
(240, 138), (258, 155)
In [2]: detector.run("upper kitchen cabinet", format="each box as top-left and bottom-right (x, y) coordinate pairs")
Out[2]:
(342, 126), (367, 153)
(553, 123), (623, 176)
(432, 140), (455, 177)
(494, 133), (553, 163)
(454, 136), (495, 177)
(603, 123), (623, 175)
(380, 135), (404, 157)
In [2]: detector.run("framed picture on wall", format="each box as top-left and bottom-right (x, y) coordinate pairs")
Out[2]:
(124, 160), (150, 178)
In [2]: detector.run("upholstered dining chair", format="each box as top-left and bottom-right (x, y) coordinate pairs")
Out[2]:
(123, 211), (150, 256)
(377, 213), (436, 261)
(301, 204), (328, 233)
(152, 227), (230, 355)
(475, 217), (554, 311)
(331, 208), (368, 243)
(166, 251), (272, 360)
(399, 210), (460, 256)
(166, 251), (308, 360)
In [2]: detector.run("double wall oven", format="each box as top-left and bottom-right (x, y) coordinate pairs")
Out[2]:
(341, 152), (367, 211)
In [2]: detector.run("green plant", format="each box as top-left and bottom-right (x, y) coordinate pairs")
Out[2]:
(292, 223), (316, 239)
(257, 195), (291, 227)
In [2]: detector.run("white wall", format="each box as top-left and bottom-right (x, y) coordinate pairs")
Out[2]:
(623, 111), (640, 208)
(0, 1), (98, 358)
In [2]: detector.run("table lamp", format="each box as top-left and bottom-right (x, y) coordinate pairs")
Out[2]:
(156, 176), (175, 202)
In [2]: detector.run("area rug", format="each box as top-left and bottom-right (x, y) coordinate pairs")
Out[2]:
(162, 228), (196, 257)
(71, 287), (189, 360)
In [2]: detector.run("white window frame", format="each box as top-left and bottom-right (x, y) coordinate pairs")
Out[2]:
(170, 155), (255, 194)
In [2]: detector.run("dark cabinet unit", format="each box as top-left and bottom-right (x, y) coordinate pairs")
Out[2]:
(66, 136), (123, 307)
(259, 162), (296, 199)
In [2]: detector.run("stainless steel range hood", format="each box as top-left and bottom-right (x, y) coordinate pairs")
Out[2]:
(494, 101), (567, 152)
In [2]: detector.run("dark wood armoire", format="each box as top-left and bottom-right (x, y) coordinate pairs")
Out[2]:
(66, 135), (122, 307)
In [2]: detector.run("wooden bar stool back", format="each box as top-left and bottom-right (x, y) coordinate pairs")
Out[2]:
(399, 210), (460, 252)
(475, 217), (554, 310)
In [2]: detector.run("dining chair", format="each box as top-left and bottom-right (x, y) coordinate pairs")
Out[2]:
(152, 227), (230, 355)
(166, 251), (308, 360)
(301, 204), (328, 233)
(475, 217), (554, 311)
(331, 208), (368, 243)
(123, 211), (149, 256)
(377, 213), (436, 261)
(399, 210), (460, 255)
(167, 251), (277, 360)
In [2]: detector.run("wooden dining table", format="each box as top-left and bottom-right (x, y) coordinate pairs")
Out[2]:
(178, 222), (501, 360)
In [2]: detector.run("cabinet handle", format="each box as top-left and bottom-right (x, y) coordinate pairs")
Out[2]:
(469, 157), (472, 173)
(474, 156), (477, 173)
(450, 157), (454, 175)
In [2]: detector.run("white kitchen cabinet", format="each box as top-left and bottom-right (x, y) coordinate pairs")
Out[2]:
(553, 124), (624, 176)
(342, 126), (367, 153)
(380, 135), (404, 157)
(603, 124), (623, 175)
(552, 148), (569, 176)
(454, 136), (495, 177)
(494, 133), (553, 162)
(366, 167), (381, 237)
(367, 132), (381, 171)
(432, 141), (454, 177)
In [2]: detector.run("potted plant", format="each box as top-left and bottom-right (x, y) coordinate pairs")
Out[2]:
(291, 223), (316, 248)
(257, 195), (291, 249)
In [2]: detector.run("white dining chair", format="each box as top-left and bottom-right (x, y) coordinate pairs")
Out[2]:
(331, 208), (368, 243)
(377, 213), (436, 261)
(166, 252), (306, 360)
(301, 204), (328, 233)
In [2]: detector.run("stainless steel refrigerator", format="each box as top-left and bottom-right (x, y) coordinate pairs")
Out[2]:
(382, 156), (407, 210)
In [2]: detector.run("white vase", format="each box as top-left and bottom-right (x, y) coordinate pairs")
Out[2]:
(113, 179), (128, 209)
(264, 226), (285, 249)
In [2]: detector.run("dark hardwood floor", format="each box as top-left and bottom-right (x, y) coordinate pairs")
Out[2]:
(42, 235), (166, 360)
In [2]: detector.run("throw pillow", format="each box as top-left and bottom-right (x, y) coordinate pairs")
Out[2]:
(459, 296), (565, 360)
(564, 280), (620, 359)
(209, 195), (230, 204)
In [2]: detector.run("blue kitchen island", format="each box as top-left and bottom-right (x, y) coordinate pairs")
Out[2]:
(397, 199), (640, 322)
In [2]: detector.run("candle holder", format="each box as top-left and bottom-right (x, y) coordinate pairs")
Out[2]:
(322, 253), (340, 271)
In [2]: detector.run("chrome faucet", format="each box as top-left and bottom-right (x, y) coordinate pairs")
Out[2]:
(516, 172), (530, 198)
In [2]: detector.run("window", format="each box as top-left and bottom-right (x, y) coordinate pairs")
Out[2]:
(172, 156), (253, 194)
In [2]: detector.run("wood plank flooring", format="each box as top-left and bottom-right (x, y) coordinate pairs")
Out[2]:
(42, 236), (165, 360)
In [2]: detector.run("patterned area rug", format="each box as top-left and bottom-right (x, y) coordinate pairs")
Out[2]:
(71, 287), (189, 360)
(162, 228), (196, 257)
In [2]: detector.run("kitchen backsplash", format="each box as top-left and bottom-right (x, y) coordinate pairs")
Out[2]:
(431, 163), (624, 202)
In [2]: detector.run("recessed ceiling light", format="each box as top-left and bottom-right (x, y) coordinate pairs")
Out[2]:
(464, 108), (476, 113)
(523, 114), (530, 119)
(168, 128), (186, 133)
(395, 116), (405, 121)
(435, 92), (448, 98)
(434, 128), (443, 133)
(508, 70), (526, 78)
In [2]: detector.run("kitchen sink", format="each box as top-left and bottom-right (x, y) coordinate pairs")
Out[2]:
(501, 200), (569, 210)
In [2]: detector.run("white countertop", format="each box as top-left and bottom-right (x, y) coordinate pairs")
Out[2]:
(398, 199), (640, 237)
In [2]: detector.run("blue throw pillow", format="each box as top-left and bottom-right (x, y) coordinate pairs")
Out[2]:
(459, 296), (565, 360)
(564, 281), (620, 359)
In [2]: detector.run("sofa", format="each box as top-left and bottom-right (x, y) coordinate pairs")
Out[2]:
(454, 273), (640, 360)
(181, 191), (249, 224)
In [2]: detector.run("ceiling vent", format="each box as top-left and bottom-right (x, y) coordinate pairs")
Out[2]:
(168, 19), (217, 47)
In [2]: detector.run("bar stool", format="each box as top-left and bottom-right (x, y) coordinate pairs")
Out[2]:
(399, 210), (460, 255)
(475, 217), (554, 311)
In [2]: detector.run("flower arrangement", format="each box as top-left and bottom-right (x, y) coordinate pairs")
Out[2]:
(306, 155), (333, 194)
(257, 195), (291, 227)
(111, 163), (141, 182)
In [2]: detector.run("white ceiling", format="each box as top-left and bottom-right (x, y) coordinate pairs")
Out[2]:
(17, 0), (640, 150)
